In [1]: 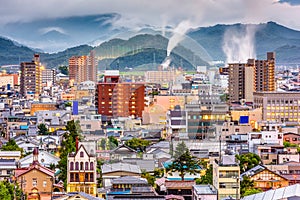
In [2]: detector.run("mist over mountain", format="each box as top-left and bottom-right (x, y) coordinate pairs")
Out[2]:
(0, 21), (300, 68)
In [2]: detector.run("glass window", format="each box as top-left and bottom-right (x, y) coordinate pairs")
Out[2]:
(85, 162), (89, 170)
(70, 162), (74, 170)
(90, 162), (94, 170)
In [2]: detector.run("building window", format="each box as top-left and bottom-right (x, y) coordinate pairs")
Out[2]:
(75, 173), (79, 182)
(43, 181), (47, 187)
(90, 173), (94, 182)
(85, 162), (89, 170)
(70, 173), (74, 182)
(70, 162), (74, 170)
(86, 124), (91, 129)
(80, 152), (84, 157)
(32, 178), (37, 187)
(75, 162), (79, 170)
(80, 162), (84, 170)
(90, 162), (94, 170)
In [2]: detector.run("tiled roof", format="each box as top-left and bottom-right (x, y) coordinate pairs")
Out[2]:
(112, 176), (147, 185)
(165, 180), (195, 189)
(102, 162), (141, 174)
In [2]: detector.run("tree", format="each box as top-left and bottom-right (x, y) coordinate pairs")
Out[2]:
(58, 65), (69, 75)
(236, 153), (261, 173)
(166, 145), (200, 181)
(57, 120), (82, 187)
(100, 138), (106, 150)
(125, 138), (151, 152)
(141, 170), (155, 186)
(173, 141), (188, 159)
(1, 139), (23, 153)
(37, 123), (49, 135)
(108, 136), (118, 150)
(240, 175), (262, 197)
(0, 180), (23, 200)
(96, 159), (105, 187)
(153, 168), (164, 178)
(196, 164), (213, 184)
(0, 181), (11, 200)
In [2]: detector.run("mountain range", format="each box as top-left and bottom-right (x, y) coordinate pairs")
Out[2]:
(0, 18), (300, 69)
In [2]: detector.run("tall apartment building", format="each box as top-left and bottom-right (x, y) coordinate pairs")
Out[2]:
(69, 50), (97, 85)
(42, 68), (56, 85)
(213, 155), (240, 200)
(20, 54), (43, 97)
(95, 71), (145, 118)
(228, 52), (275, 103)
(253, 91), (300, 123)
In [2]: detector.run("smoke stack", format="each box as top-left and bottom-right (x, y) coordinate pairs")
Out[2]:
(76, 136), (79, 152)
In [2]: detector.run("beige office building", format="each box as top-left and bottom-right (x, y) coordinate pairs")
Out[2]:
(145, 70), (177, 84)
(253, 91), (300, 123)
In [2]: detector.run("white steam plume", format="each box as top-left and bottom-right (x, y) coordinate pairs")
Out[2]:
(167, 20), (192, 57)
(222, 25), (257, 63)
(161, 57), (171, 70)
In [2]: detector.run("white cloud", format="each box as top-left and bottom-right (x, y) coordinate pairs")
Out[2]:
(38, 27), (67, 35)
(0, 0), (300, 31)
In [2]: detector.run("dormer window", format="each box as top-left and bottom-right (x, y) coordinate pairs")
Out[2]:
(80, 151), (84, 157)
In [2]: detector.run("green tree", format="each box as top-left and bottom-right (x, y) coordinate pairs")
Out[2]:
(173, 141), (188, 159)
(240, 175), (262, 197)
(96, 159), (105, 187)
(236, 153), (261, 173)
(100, 138), (106, 150)
(37, 123), (49, 135)
(58, 65), (69, 75)
(57, 120), (82, 187)
(0, 181), (11, 200)
(125, 138), (151, 152)
(196, 164), (213, 184)
(141, 170), (155, 186)
(0, 180), (23, 200)
(166, 145), (200, 181)
(108, 136), (118, 150)
(1, 139), (23, 153)
(153, 168), (164, 178)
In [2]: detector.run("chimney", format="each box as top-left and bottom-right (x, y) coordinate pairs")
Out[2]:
(76, 136), (79, 152)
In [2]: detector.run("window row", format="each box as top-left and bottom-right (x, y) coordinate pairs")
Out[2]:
(70, 161), (94, 170)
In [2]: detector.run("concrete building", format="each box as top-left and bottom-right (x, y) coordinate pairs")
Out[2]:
(69, 50), (97, 85)
(15, 148), (55, 200)
(228, 52), (275, 103)
(42, 68), (56, 85)
(96, 73), (145, 118)
(253, 91), (300, 122)
(213, 155), (240, 200)
(145, 70), (177, 84)
(20, 54), (43, 98)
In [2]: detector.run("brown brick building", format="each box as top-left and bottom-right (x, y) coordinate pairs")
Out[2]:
(96, 73), (145, 118)
(15, 148), (54, 200)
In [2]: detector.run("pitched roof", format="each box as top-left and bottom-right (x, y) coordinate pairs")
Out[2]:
(102, 162), (141, 174)
(242, 184), (300, 200)
(15, 163), (54, 177)
(165, 180), (195, 189)
(112, 176), (148, 185)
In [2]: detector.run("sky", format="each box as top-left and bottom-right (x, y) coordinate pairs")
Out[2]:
(0, 0), (300, 31)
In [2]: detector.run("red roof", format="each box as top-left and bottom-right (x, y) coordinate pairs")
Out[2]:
(165, 194), (184, 200)
(165, 180), (195, 189)
(15, 163), (54, 178)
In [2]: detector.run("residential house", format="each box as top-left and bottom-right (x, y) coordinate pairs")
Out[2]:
(101, 162), (141, 188)
(0, 159), (17, 181)
(284, 132), (300, 145)
(106, 176), (158, 199)
(192, 185), (217, 200)
(241, 165), (289, 191)
(109, 144), (138, 161)
(0, 150), (21, 161)
(156, 179), (195, 200)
